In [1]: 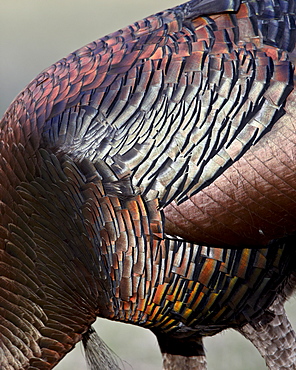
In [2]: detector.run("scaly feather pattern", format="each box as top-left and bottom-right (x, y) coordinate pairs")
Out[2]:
(0, 0), (296, 369)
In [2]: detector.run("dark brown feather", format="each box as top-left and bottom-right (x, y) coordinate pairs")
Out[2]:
(0, 0), (296, 369)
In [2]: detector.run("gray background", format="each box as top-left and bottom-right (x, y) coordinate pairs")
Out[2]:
(0, 1), (295, 369)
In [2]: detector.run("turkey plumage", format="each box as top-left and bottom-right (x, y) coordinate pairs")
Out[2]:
(0, 1), (296, 369)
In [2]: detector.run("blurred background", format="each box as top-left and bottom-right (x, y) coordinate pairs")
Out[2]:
(1, 1), (295, 369)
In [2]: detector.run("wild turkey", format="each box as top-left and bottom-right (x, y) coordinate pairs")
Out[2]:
(0, 0), (296, 369)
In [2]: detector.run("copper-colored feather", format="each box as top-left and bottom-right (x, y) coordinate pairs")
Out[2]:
(0, 0), (296, 369)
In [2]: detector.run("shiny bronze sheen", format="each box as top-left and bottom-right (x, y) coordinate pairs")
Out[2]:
(1, 0), (296, 369)
(164, 104), (296, 246)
